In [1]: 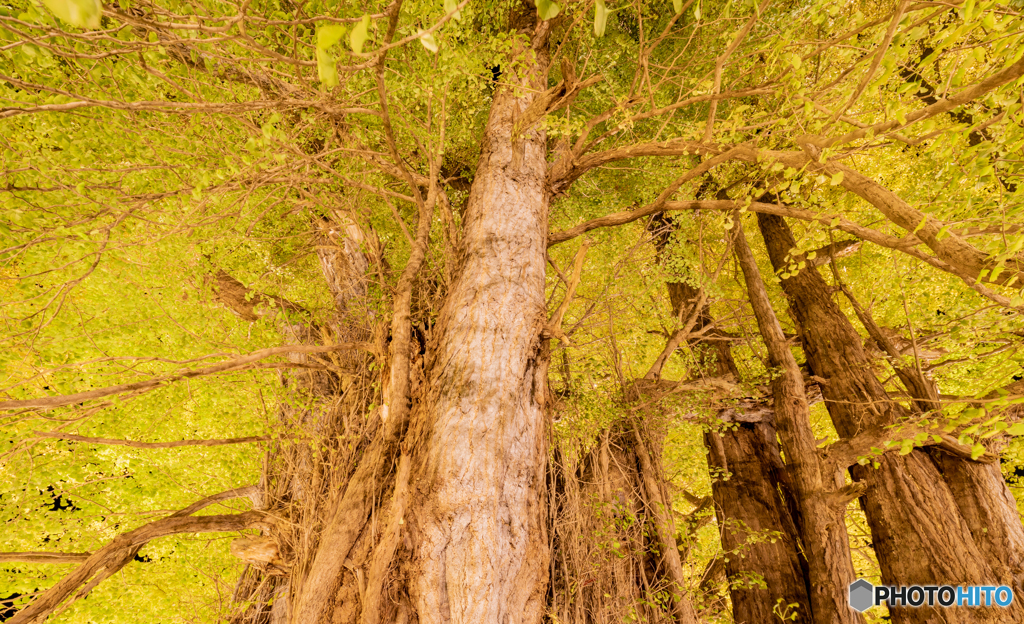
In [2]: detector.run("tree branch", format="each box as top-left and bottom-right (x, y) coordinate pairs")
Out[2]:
(819, 425), (997, 477)
(33, 432), (271, 449)
(8, 490), (264, 624)
(0, 552), (91, 564)
(0, 344), (371, 412)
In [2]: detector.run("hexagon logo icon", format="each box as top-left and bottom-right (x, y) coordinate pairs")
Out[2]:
(849, 579), (874, 612)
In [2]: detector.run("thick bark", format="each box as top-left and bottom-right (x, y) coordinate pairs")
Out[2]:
(400, 23), (554, 624)
(665, 276), (811, 623)
(705, 423), (811, 624)
(932, 454), (1024, 591)
(842, 286), (1024, 591)
(734, 220), (863, 624)
(757, 212), (1024, 623)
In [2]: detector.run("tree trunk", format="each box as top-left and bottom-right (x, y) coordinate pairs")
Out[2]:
(704, 423), (811, 623)
(734, 220), (864, 624)
(399, 24), (554, 624)
(223, 219), (374, 624)
(665, 279), (812, 623)
(756, 212), (1024, 623)
(845, 282), (1024, 594)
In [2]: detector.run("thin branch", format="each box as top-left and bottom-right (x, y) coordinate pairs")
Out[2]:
(0, 344), (371, 412)
(0, 552), (91, 564)
(32, 431), (272, 449)
(546, 240), (592, 343)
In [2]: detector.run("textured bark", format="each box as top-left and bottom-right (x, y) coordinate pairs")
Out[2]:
(734, 220), (863, 624)
(757, 212), (1024, 623)
(549, 431), (654, 624)
(932, 454), (1024, 591)
(852, 301), (1024, 592)
(665, 276), (811, 623)
(705, 424), (810, 624)
(400, 24), (553, 624)
(846, 291), (1024, 593)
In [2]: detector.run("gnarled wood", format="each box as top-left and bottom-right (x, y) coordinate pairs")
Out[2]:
(402, 23), (554, 624)
(757, 212), (1024, 623)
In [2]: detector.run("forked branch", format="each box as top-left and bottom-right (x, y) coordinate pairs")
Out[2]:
(0, 344), (371, 412)
(8, 488), (264, 624)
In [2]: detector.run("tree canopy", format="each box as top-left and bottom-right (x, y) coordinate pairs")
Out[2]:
(2, 0), (1024, 622)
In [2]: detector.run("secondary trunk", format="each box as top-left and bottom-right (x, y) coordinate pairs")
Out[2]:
(667, 279), (812, 623)
(757, 212), (1024, 623)
(846, 281), (1024, 594)
(734, 220), (863, 624)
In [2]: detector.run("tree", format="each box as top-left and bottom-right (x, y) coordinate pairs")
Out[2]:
(2, 0), (1024, 623)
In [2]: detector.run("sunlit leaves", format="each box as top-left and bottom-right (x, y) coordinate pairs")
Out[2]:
(351, 14), (371, 54)
(537, 0), (560, 21)
(42, 0), (101, 28)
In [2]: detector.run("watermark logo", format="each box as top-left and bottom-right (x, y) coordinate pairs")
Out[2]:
(848, 579), (1014, 612)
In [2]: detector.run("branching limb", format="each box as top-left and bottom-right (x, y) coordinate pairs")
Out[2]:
(819, 425), (997, 478)
(545, 240), (591, 344)
(8, 491), (263, 624)
(821, 52), (1024, 149)
(0, 344), (371, 412)
(32, 432), (271, 449)
(549, 150), (737, 245)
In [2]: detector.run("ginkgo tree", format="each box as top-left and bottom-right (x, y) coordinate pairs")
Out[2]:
(2, 0), (1024, 623)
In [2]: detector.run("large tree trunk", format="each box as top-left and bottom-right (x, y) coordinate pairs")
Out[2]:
(845, 281), (1024, 594)
(704, 422), (811, 623)
(756, 212), (1024, 623)
(400, 24), (554, 624)
(734, 220), (863, 624)
(665, 279), (812, 623)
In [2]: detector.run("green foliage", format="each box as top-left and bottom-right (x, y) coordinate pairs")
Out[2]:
(41, 0), (100, 28)
(3, 0), (1024, 619)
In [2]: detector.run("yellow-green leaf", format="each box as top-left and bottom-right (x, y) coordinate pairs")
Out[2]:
(537, 0), (560, 20)
(1006, 423), (1024, 436)
(830, 171), (844, 186)
(971, 443), (985, 460)
(444, 0), (463, 21)
(317, 25), (346, 50)
(595, 0), (609, 37)
(673, 0), (683, 14)
(317, 49), (338, 88)
(419, 32), (439, 53)
(350, 14), (371, 54)
(42, 0), (101, 28)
